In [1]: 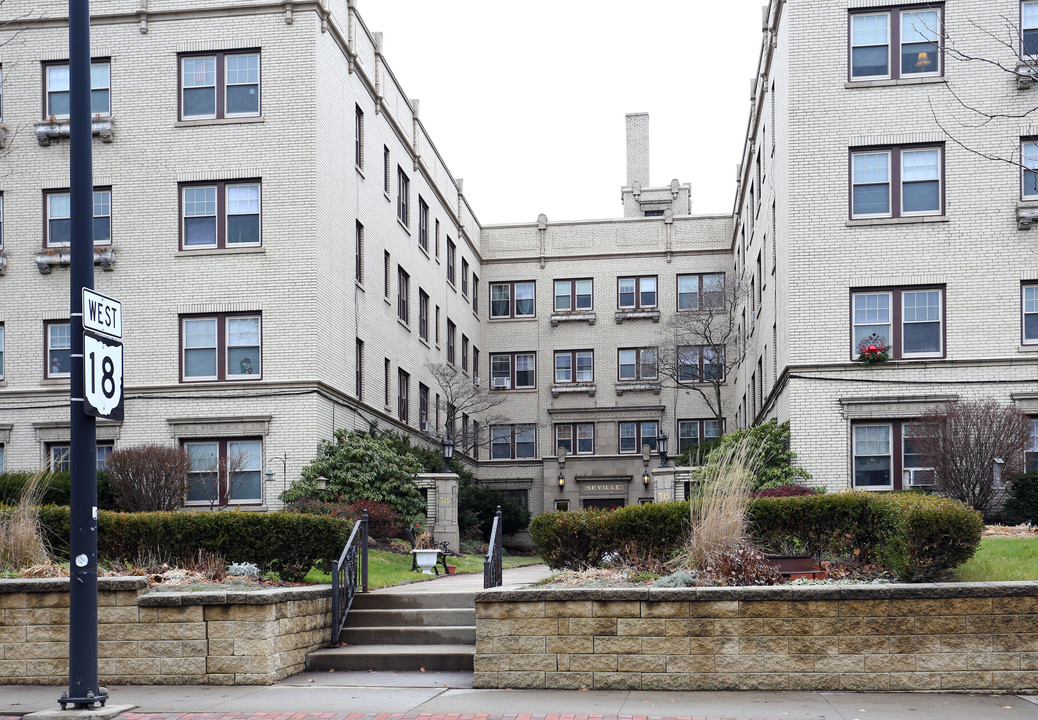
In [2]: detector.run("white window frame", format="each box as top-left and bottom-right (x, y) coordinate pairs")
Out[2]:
(46, 321), (71, 379)
(618, 347), (657, 381)
(0, 323), (4, 379)
(851, 12), (892, 80)
(180, 52), (260, 121)
(852, 423), (894, 491)
(184, 438), (263, 506)
(181, 314), (262, 382)
(851, 150), (892, 219)
(45, 189), (111, 248)
(1024, 284), (1038, 345)
(1023, 139), (1038, 200)
(45, 60), (110, 119)
(901, 288), (943, 358)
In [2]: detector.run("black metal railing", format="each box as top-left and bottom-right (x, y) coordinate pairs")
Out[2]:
(483, 505), (503, 589)
(330, 509), (368, 646)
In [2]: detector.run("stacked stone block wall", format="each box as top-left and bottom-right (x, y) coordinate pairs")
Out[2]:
(474, 584), (1038, 692)
(0, 577), (330, 685)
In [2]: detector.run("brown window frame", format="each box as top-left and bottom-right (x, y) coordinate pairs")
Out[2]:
(677, 418), (724, 455)
(419, 383), (430, 430)
(355, 105), (364, 169)
(849, 285), (946, 361)
(554, 423), (595, 455)
(179, 312), (263, 383)
(355, 221), (364, 284)
(182, 437), (264, 507)
(490, 424), (537, 460)
(852, 419), (933, 491)
(179, 179), (262, 250)
(397, 266), (410, 325)
(490, 351), (536, 390)
(490, 280), (536, 319)
(849, 144), (945, 220)
(617, 276), (658, 310)
(397, 166), (409, 226)
(847, 5), (944, 82)
(617, 347), (657, 382)
(554, 349), (594, 384)
(44, 320), (71, 379)
(418, 196), (429, 251)
(677, 273), (725, 311)
(418, 289), (430, 342)
(1023, 282), (1038, 346)
(446, 319), (456, 365)
(554, 278), (594, 312)
(461, 258), (469, 297)
(677, 345), (725, 383)
(42, 57), (110, 120)
(618, 420), (660, 454)
(461, 334), (470, 373)
(446, 239), (456, 286)
(397, 368), (410, 424)
(44, 186), (112, 248)
(178, 50), (261, 121)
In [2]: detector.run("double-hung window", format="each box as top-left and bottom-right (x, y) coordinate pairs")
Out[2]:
(1025, 284), (1038, 344)
(851, 145), (943, 218)
(1028, 419), (1038, 472)
(1025, 2), (1038, 55)
(619, 421), (659, 454)
(45, 321), (71, 378)
(473, 275), (480, 315)
(618, 347), (657, 381)
(397, 167), (409, 226)
(44, 59), (110, 118)
(446, 240), (456, 285)
(490, 352), (535, 390)
(1023, 139), (1038, 200)
(490, 425), (536, 460)
(554, 350), (593, 384)
(489, 281), (535, 319)
(851, 287), (944, 359)
(181, 180), (261, 249)
(355, 105), (364, 168)
(677, 273), (724, 310)
(461, 259), (469, 297)
(45, 188), (111, 247)
(555, 423), (594, 455)
(678, 345), (724, 383)
(398, 369), (410, 424)
(184, 438), (262, 506)
(446, 320), (456, 365)
(0, 323), (4, 379)
(0, 193), (4, 250)
(418, 197), (429, 251)
(853, 424), (892, 489)
(554, 279), (593, 312)
(462, 335), (469, 372)
(355, 221), (364, 283)
(181, 314), (261, 381)
(180, 51), (260, 120)
(617, 276), (657, 309)
(419, 383), (430, 430)
(397, 267), (410, 324)
(677, 419), (723, 454)
(419, 289), (430, 342)
(849, 7), (942, 80)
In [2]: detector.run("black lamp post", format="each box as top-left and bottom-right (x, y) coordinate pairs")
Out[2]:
(657, 432), (669, 468)
(441, 436), (455, 473)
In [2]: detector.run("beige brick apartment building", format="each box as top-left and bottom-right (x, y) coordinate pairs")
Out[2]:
(0, 0), (1035, 516)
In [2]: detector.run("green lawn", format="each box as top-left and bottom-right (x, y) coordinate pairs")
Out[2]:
(305, 550), (542, 589)
(954, 537), (1038, 582)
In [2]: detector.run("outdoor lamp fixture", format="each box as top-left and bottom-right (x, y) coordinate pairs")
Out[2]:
(315, 476), (329, 491)
(265, 453), (287, 483)
(993, 457), (1006, 488)
(442, 436), (455, 473)
(558, 472), (565, 489)
(657, 432), (669, 468)
(642, 470), (651, 487)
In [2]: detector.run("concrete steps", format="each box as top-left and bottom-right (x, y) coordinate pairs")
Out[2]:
(306, 589), (477, 672)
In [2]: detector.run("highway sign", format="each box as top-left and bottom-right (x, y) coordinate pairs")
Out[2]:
(83, 331), (123, 420)
(82, 288), (122, 339)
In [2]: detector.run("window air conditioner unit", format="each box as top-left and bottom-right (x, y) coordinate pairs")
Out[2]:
(473, 376), (481, 387)
(491, 377), (510, 389)
(421, 421), (431, 432)
(904, 468), (935, 487)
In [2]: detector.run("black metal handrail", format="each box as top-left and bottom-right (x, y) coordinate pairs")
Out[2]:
(483, 505), (503, 589)
(330, 509), (368, 646)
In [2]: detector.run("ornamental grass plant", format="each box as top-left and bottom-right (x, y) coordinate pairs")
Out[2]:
(0, 472), (51, 572)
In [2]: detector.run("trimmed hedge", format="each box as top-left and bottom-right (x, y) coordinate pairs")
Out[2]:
(532, 492), (983, 582)
(33, 506), (352, 581)
(0, 472), (117, 510)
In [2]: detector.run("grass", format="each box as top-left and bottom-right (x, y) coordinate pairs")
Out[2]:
(954, 537), (1038, 582)
(305, 549), (542, 589)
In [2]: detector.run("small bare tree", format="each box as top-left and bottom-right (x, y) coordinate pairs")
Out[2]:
(426, 362), (510, 453)
(912, 400), (1030, 514)
(187, 446), (254, 511)
(106, 444), (191, 512)
(656, 271), (749, 428)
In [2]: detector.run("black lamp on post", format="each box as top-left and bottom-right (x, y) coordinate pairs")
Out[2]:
(441, 436), (455, 473)
(657, 432), (669, 468)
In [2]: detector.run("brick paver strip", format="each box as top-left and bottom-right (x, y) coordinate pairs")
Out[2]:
(110, 713), (809, 720)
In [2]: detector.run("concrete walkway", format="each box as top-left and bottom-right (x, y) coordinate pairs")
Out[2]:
(375, 563), (555, 593)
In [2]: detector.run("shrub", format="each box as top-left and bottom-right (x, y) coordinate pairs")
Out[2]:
(458, 484), (530, 541)
(105, 444), (190, 512)
(748, 491), (885, 560)
(35, 507), (351, 581)
(0, 471), (117, 511)
(750, 485), (818, 498)
(1003, 471), (1038, 524)
(284, 498), (404, 539)
(529, 509), (615, 570)
(689, 421), (810, 491)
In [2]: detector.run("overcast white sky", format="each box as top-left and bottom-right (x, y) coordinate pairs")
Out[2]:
(355, 1), (764, 225)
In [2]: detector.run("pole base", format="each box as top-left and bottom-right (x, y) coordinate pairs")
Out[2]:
(58, 689), (109, 710)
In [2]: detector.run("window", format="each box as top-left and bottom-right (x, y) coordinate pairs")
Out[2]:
(0, 64), (3, 121)
(447, 240), (456, 285)
(419, 383), (430, 430)
(853, 424), (892, 490)
(554, 350), (593, 383)
(45, 188), (111, 247)
(1024, 284), (1038, 344)
(851, 287), (944, 359)
(472, 347), (480, 382)
(678, 345), (725, 383)
(45, 321), (71, 378)
(355, 105), (364, 168)
(45, 59), (110, 118)
(1028, 419), (1038, 472)
(461, 259), (469, 296)
(617, 276), (657, 309)
(677, 419), (723, 454)
(678, 273), (724, 311)
(619, 421), (659, 454)
(383, 146), (390, 193)
(384, 251), (391, 299)
(851, 145), (943, 218)
(554, 279), (593, 312)
(435, 219), (441, 258)
(490, 281), (535, 319)
(418, 197), (429, 251)
(397, 167), (409, 226)
(398, 369), (410, 424)
(1023, 139), (1038, 199)
(180, 181), (260, 249)
(180, 51), (259, 120)
(49, 444), (71, 472)
(1026, 1), (1038, 55)
(435, 306), (441, 345)
(355, 221), (364, 283)
(462, 335), (469, 372)
(181, 314), (261, 381)
(184, 439), (262, 506)
(96, 443), (114, 471)
(555, 423), (594, 455)
(473, 275), (479, 314)
(618, 347), (657, 381)
(355, 339), (363, 400)
(490, 352), (536, 389)
(447, 320), (456, 365)
(419, 289), (430, 342)
(490, 425), (536, 459)
(384, 358), (391, 406)
(0, 323), (4, 379)
(0, 193), (4, 250)
(397, 267), (410, 324)
(849, 7), (941, 81)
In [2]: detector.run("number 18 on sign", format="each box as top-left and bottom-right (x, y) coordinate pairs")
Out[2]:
(82, 289), (124, 421)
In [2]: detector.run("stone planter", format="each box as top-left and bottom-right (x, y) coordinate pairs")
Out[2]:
(413, 548), (439, 574)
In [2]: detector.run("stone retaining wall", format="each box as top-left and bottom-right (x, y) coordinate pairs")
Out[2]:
(474, 583), (1038, 692)
(0, 577), (331, 685)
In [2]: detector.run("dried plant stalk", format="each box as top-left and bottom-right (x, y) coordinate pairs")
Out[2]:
(0, 472), (51, 572)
